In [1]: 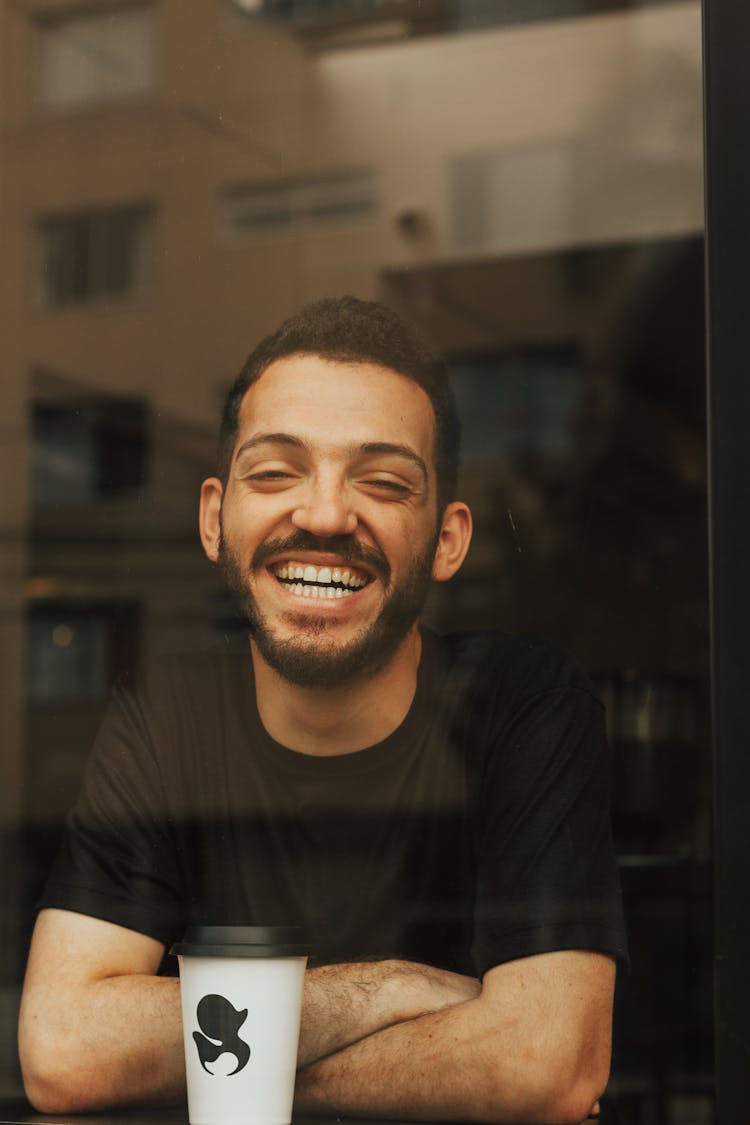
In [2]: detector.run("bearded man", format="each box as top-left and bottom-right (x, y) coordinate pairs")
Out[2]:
(19, 297), (626, 1124)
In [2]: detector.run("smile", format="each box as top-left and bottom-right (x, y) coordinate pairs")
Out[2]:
(271, 562), (370, 599)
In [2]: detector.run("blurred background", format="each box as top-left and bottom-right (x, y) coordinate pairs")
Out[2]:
(0, 0), (710, 1119)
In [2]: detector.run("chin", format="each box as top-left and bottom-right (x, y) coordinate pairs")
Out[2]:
(253, 622), (412, 690)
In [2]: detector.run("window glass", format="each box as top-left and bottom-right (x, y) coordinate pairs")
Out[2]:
(1, 0), (713, 1115)
(38, 6), (155, 110)
(31, 397), (149, 506)
(228, 0), (687, 36)
(450, 349), (583, 462)
(26, 605), (110, 705)
(451, 147), (571, 254)
(223, 172), (376, 236)
(37, 205), (153, 307)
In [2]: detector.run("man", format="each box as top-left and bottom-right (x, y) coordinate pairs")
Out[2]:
(19, 297), (626, 1123)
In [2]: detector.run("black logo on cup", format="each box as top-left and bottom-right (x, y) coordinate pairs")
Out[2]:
(193, 994), (251, 1076)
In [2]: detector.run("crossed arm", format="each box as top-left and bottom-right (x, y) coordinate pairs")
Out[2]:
(19, 909), (614, 1125)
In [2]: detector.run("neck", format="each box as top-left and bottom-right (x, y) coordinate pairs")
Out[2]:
(250, 627), (423, 756)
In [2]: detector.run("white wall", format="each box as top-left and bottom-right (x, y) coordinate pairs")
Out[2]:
(314, 1), (704, 261)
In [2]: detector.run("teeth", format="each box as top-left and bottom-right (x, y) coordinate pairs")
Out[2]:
(273, 561), (368, 589)
(285, 583), (352, 599)
(289, 584), (350, 598)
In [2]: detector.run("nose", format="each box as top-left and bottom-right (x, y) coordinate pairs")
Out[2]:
(291, 473), (357, 538)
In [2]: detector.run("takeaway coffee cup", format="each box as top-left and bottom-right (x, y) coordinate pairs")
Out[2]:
(171, 926), (308, 1125)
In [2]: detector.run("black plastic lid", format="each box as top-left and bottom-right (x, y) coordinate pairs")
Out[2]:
(170, 925), (308, 958)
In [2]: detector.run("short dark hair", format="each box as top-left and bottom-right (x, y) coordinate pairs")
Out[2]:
(218, 296), (461, 515)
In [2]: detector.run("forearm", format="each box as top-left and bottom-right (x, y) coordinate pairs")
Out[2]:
(21, 954), (478, 1113)
(295, 992), (605, 1125)
(20, 974), (185, 1113)
(298, 959), (480, 1066)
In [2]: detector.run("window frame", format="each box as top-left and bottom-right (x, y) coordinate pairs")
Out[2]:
(35, 201), (155, 309)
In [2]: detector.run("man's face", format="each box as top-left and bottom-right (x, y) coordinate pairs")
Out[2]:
(213, 354), (445, 688)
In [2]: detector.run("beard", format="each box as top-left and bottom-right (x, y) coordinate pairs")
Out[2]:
(218, 527), (438, 689)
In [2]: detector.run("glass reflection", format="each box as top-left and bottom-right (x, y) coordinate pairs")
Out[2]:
(0, 0), (710, 1116)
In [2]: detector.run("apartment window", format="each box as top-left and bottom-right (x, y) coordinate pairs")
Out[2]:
(449, 348), (584, 463)
(26, 601), (140, 705)
(223, 171), (376, 236)
(31, 395), (149, 507)
(38, 204), (153, 307)
(37, 5), (155, 110)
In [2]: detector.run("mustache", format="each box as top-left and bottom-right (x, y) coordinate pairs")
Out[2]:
(250, 531), (391, 584)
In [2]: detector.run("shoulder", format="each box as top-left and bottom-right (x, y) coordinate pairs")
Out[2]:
(83, 647), (256, 814)
(423, 629), (606, 776)
(115, 646), (251, 713)
(95, 646), (253, 769)
(423, 635), (610, 829)
(426, 628), (599, 705)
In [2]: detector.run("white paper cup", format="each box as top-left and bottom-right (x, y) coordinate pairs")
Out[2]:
(172, 926), (308, 1125)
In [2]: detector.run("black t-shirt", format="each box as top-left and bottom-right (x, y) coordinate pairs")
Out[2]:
(40, 629), (627, 976)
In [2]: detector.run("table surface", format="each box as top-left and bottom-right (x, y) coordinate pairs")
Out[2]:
(0, 1101), (180, 1125)
(0, 1108), (400, 1125)
(0, 1099), (613, 1125)
(0, 1105), (336, 1125)
(0, 1107), (466, 1125)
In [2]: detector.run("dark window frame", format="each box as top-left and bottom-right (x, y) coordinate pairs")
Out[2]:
(31, 392), (150, 507)
(37, 202), (154, 308)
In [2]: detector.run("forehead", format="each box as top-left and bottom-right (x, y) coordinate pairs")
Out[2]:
(236, 354), (437, 459)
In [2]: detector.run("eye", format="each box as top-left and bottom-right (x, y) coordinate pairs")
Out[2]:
(243, 468), (300, 490)
(362, 477), (412, 497)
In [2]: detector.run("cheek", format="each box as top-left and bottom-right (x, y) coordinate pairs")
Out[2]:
(222, 494), (282, 539)
(378, 511), (437, 562)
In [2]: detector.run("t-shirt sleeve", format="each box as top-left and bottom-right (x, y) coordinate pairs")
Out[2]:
(38, 678), (185, 946)
(470, 672), (627, 977)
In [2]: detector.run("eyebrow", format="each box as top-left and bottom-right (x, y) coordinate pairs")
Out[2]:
(234, 433), (305, 462)
(233, 433), (428, 484)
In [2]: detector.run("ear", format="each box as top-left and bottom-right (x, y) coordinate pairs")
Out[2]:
(432, 501), (472, 582)
(199, 477), (223, 563)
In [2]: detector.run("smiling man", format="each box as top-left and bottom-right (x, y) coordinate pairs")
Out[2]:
(208, 351), (455, 702)
(19, 297), (626, 1124)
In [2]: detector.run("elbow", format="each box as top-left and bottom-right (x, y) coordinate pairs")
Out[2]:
(536, 1054), (611, 1125)
(23, 1073), (81, 1117)
(20, 1029), (105, 1114)
(23, 1067), (80, 1115)
(546, 1074), (609, 1125)
(22, 1058), (94, 1115)
(22, 1062), (111, 1115)
(552, 1031), (612, 1125)
(481, 1043), (610, 1125)
(543, 1059), (611, 1125)
(536, 1020), (612, 1125)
